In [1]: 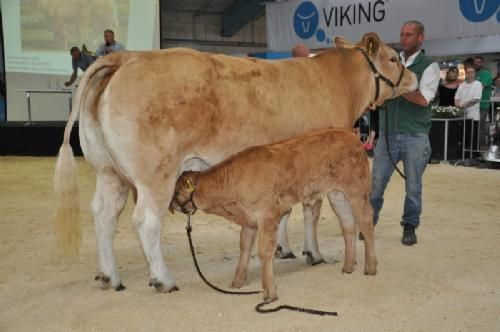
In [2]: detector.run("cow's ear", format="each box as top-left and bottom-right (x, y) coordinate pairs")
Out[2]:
(360, 32), (381, 56)
(335, 36), (353, 49)
(185, 178), (196, 192)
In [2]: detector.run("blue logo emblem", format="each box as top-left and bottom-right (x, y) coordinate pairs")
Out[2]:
(293, 1), (331, 44)
(294, 2), (319, 39)
(459, 0), (500, 22)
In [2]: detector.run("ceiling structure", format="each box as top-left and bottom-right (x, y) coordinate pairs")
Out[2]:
(161, 0), (273, 37)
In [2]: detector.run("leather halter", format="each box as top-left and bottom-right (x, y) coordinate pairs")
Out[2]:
(173, 189), (198, 215)
(355, 47), (405, 103)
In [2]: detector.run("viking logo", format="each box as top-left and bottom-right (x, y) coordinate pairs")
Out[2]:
(459, 0), (499, 22)
(293, 2), (319, 39)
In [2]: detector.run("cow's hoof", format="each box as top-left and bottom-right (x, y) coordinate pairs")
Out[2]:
(303, 251), (325, 266)
(149, 279), (179, 293)
(275, 246), (296, 259)
(115, 283), (126, 291)
(95, 272), (112, 290)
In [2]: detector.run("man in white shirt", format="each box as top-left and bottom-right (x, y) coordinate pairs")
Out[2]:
(455, 66), (482, 121)
(369, 20), (440, 246)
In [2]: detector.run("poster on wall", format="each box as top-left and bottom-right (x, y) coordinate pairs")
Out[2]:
(266, 0), (500, 51)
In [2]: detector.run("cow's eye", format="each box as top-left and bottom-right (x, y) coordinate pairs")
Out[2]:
(390, 56), (398, 63)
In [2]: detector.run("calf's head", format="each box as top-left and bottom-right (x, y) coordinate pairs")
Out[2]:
(335, 32), (418, 106)
(169, 173), (198, 215)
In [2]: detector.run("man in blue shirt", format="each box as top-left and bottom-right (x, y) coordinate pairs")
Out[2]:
(96, 29), (125, 57)
(64, 46), (96, 87)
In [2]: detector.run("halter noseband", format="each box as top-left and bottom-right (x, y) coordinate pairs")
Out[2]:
(173, 189), (198, 215)
(355, 47), (405, 103)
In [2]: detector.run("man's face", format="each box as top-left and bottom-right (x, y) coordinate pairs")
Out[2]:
(400, 24), (424, 56)
(71, 50), (81, 61)
(104, 31), (114, 45)
(465, 67), (476, 82)
(473, 58), (483, 71)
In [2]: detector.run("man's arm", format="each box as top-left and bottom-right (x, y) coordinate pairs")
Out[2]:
(402, 62), (441, 107)
(64, 69), (77, 87)
(402, 90), (428, 106)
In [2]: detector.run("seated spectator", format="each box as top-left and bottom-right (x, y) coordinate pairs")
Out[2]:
(64, 46), (96, 87)
(96, 29), (125, 57)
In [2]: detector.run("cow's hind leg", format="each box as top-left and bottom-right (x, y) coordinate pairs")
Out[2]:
(327, 191), (356, 273)
(302, 199), (325, 265)
(275, 209), (296, 259)
(92, 171), (129, 291)
(133, 191), (177, 293)
(231, 225), (257, 288)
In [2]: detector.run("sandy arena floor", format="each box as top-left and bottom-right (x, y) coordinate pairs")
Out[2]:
(0, 156), (499, 331)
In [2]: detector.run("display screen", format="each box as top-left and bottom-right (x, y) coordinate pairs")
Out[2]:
(2, 0), (158, 75)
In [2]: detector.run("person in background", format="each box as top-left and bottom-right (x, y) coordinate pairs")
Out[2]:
(455, 66), (482, 122)
(473, 56), (493, 149)
(64, 46), (96, 87)
(96, 29), (125, 57)
(438, 67), (462, 106)
(494, 74), (500, 96)
(369, 20), (440, 246)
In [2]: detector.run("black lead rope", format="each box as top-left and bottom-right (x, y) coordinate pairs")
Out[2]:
(383, 105), (407, 179)
(255, 301), (337, 316)
(185, 215), (338, 316)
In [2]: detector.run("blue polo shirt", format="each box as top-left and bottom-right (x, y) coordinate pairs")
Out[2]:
(72, 52), (96, 72)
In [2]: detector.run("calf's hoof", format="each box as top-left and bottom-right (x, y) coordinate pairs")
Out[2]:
(149, 279), (179, 293)
(263, 290), (278, 303)
(342, 265), (355, 274)
(230, 279), (246, 289)
(275, 246), (296, 259)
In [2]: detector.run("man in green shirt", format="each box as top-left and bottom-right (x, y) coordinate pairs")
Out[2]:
(473, 56), (493, 150)
(370, 21), (440, 246)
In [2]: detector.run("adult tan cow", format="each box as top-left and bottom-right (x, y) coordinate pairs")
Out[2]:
(170, 128), (376, 301)
(54, 32), (417, 293)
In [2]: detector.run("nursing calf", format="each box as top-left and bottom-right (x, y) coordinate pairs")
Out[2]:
(170, 128), (376, 301)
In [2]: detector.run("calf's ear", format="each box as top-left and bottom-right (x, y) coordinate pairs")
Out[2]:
(335, 36), (353, 49)
(360, 32), (381, 56)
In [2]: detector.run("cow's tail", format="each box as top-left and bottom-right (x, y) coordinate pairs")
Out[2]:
(54, 53), (129, 257)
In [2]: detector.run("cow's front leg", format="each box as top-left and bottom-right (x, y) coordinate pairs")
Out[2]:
(302, 199), (325, 265)
(92, 172), (129, 291)
(231, 226), (257, 288)
(275, 209), (296, 259)
(133, 194), (177, 293)
(258, 217), (279, 302)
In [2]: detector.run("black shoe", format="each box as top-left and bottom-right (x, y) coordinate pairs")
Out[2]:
(401, 224), (417, 246)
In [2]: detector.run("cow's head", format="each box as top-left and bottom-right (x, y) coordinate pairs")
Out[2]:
(335, 32), (418, 106)
(169, 172), (198, 215)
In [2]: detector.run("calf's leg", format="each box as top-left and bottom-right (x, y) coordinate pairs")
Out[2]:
(327, 191), (356, 273)
(231, 225), (257, 288)
(258, 217), (280, 301)
(351, 196), (377, 275)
